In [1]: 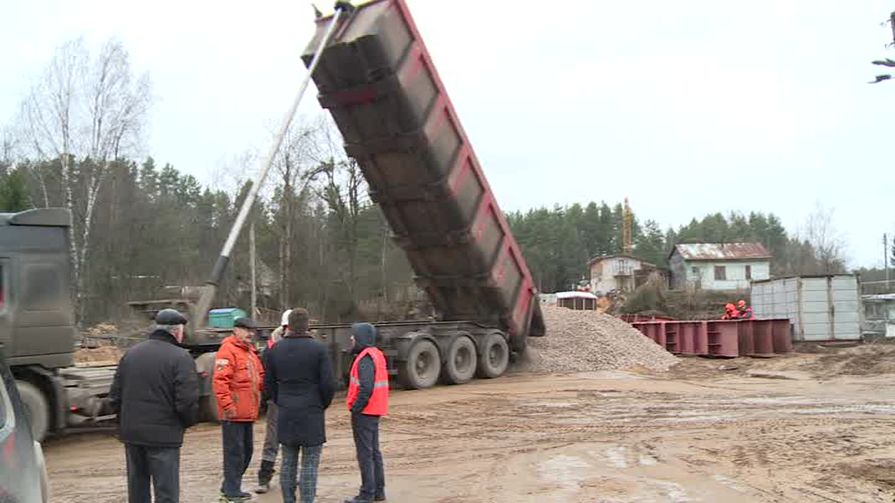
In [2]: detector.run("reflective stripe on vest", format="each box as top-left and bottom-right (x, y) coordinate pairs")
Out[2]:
(346, 347), (389, 416)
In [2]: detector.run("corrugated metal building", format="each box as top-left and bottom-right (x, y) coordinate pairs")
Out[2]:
(669, 243), (771, 290)
(751, 275), (862, 341)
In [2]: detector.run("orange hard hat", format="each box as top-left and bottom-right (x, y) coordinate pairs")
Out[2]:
(725, 303), (735, 311)
(737, 300), (746, 308)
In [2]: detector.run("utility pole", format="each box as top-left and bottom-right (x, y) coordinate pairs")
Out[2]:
(885, 233), (890, 292)
(250, 220), (257, 318)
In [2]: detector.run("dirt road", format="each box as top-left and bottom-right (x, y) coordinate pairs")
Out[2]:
(45, 355), (895, 502)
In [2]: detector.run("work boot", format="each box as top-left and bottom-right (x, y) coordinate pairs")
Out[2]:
(219, 490), (252, 502)
(255, 459), (275, 494)
(375, 495), (387, 502)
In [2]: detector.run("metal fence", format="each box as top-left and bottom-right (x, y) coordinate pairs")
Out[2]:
(861, 280), (895, 296)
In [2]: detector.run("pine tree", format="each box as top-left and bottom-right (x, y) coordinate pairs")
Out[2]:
(0, 168), (31, 212)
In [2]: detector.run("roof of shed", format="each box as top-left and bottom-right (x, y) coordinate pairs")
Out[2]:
(671, 242), (771, 261)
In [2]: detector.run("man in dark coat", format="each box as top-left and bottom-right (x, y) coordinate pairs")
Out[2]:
(109, 308), (199, 503)
(264, 308), (335, 503)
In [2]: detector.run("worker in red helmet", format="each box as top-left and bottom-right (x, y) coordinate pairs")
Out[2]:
(738, 300), (754, 320)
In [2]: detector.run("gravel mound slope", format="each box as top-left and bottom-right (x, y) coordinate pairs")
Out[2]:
(521, 305), (678, 373)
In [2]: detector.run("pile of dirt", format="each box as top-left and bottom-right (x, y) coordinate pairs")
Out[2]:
(521, 305), (678, 373)
(73, 346), (122, 366)
(83, 322), (118, 338)
(805, 343), (895, 377)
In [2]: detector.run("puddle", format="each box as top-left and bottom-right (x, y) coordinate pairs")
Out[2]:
(537, 454), (591, 488)
(649, 479), (697, 502)
(713, 474), (749, 493)
(639, 454), (658, 466)
(605, 447), (629, 468)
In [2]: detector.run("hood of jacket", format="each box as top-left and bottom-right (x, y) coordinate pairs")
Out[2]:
(351, 322), (377, 353)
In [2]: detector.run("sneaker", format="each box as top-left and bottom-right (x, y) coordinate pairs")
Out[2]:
(375, 496), (387, 502)
(254, 481), (270, 494)
(344, 497), (373, 503)
(219, 492), (251, 503)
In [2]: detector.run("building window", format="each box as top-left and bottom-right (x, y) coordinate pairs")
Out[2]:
(745, 265), (752, 280)
(691, 267), (699, 275)
(714, 266), (726, 281)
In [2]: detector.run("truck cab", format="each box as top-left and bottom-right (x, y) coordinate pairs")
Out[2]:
(0, 208), (91, 441)
(0, 208), (76, 368)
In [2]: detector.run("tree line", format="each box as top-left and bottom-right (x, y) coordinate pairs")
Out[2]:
(508, 204), (846, 293)
(0, 37), (848, 326)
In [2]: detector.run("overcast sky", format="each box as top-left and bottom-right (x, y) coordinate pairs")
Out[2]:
(2, 0), (893, 268)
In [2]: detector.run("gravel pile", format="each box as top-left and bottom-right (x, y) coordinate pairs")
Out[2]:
(521, 305), (678, 373)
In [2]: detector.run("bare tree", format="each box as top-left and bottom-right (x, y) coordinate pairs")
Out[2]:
(17, 38), (151, 320)
(802, 204), (847, 274)
(274, 119), (322, 307)
(314, 157), (365, 303)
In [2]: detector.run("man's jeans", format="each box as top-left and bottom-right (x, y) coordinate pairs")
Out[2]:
(221, 421), (254, 496)
(125, 444), (180, 503)
(261, 401), (279, 463)
(280, 443), (323, 503)
(351, 413), (385, 501)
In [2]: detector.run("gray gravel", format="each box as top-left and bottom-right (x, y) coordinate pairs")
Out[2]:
(520, 305), (678, 373)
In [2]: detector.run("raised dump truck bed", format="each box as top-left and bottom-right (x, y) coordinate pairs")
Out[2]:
(302, 0), (545, 361)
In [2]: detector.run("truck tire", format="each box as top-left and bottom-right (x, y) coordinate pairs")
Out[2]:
(441, 336), (477, 385)
(15, 380), (49, 442)
(398, 339), (441, 390)
(476, 332), (509, 379)
(200, 395), (220, 423)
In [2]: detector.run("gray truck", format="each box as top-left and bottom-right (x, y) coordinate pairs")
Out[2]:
(0, 208), (117, 441)
(0, 208), (233, 440)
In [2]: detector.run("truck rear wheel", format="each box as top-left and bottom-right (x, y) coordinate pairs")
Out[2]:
(476, 333), (509, 379)
(398, 339), (440, 390)
(200, 395), (220, 423)
(15, 380), (49, 442)
(441, 336), (477, 385)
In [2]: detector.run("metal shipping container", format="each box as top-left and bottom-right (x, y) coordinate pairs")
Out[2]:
(751, 275), (861, 341)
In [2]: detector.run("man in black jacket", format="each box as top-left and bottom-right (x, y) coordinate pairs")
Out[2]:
(109, 308), (199, 503)
(264, 308), (335, 503)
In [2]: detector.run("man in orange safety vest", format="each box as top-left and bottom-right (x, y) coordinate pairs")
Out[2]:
(344, 323), (389, 503)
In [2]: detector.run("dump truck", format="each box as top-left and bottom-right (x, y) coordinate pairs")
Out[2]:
(292, 0), (546, 388)
(0, 0), (546, 439)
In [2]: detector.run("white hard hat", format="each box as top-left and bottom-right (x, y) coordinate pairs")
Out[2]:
(280, 309), (292, 327)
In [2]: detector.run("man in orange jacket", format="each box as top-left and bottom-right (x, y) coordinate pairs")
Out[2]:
(344, 323), (389, 503)
(213, 317), (264, 502)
